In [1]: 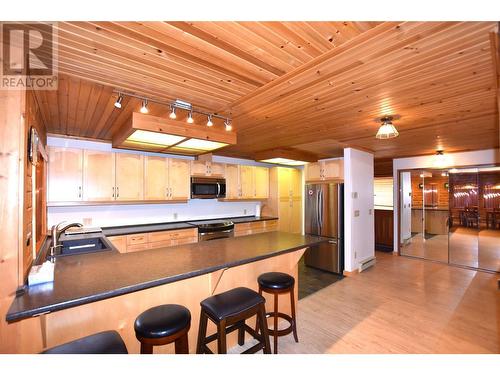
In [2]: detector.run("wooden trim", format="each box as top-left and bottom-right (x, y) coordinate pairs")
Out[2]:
(254, 148), (318, 163)
(217, 198), (268, 202)
(343, 269), (358, 276)
(304, 178), (344, 184)
(47, 199), (188, 207)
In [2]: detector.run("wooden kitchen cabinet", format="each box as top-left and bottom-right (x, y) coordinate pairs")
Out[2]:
(144, 157), (190, 201)
(83, 150), (115, 201)
(234, 219), (278, 237)
(305, 159), (343, 182)
(115, 153), (144, 201)
(269, 167), (303, 234)
(225, 164), (241, 199)
(144, 156), (168, 200)
(191, 160), (225, 177)
(254, 167), (269, 199)
(225, 164), (270, 200)
(48, 147), (83, 202)
(108, 228), (198, 253)
(168, 158), (190, 200)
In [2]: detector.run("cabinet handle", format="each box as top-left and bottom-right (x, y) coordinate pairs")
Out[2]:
(116, 186), (119, 198)
(78, 186), (82, 198)
(169, 187), (173, 198)
(112, 187), (115, 198)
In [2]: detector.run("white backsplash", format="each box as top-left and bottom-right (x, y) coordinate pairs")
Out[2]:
(48, 200), (260, 228)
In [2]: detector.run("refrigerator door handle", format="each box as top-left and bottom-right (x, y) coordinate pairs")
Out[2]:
(318, 188), (323, 232)
(328, 239), (337, 244)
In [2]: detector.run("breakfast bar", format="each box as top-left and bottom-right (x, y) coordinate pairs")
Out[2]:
(6, 231), (328, 354)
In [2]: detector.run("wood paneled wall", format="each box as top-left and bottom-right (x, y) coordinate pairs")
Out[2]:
(411, 173), (449, 208)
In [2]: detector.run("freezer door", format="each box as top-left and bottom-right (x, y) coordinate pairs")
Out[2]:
(318, 183), (339, 238)
(304, 239), (341, 274)
(305, 184), (320, 235)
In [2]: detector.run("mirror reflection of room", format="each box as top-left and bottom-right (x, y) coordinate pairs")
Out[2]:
(400, 169), (449, 262)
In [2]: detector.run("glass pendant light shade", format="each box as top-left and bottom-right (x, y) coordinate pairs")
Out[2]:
(376, 116), (399, 139)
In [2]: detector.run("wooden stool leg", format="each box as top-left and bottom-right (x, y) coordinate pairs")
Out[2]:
(290, 287), (299, 343)
(196, 311), (208, 354)
(255, 286), (263, 334)
(140, 342), (153, 354)
(175, 333), (189, 354)
(217, 319), (227, 354)
(257, 304), (271, 354)
(238, 322), (245, 346)
(273, 292), (278, 354)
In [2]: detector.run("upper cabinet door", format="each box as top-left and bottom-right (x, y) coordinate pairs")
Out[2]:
(168, 158), (190, 200)
(322, 159), (344, 179)
(254, 167), (269, 199)
(144, 156), (168, 200)
(278, 167), (292, 198)
(225, 164), (240, 198)
(190, 160), (207, 176)
(305, 162), (322, 181)
(48, 147), (83, 202)
(240, 165), (255, 198)
(83, 150), (115, 201)
(115, 153), (144, 201)
(210, 162), (225, 177)
(290, 168), (302, 197)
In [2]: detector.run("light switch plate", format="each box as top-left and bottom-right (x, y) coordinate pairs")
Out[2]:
(354, 210), (360, 217)
(352, 192), (358, 199)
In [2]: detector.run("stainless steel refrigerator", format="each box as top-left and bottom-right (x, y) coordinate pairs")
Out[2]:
(304, 182), (344, 274)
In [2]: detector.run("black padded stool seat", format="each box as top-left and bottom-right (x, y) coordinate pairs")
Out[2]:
(135, 304), (191, 339)
(200, 287), (265, 320)
(196, 287), (271, 354)
(134, 304), (191, 354)
(256, 272), (298, 354)
(258, 272), (295, 290)
(41, 330), (128, 354)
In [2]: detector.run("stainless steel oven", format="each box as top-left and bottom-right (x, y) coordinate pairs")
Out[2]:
(190, 220), (234, 241)
(191, 177), (226, 199)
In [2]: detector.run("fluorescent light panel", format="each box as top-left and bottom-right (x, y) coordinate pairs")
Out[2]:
(260, 158), (308, 166)
(126, 130), (185, 147)
(174, 138), (228, 151)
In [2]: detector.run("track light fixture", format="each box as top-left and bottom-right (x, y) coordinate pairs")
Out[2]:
(140, 99), (149, 114)
(111, 91), (233, 132)
(169, 106), (177, 119)
(114, 94), (123, 109)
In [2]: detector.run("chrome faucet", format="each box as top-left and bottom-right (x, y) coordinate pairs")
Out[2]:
(49, 221), (83, 260)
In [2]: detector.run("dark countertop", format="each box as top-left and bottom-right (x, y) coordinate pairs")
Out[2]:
(102, 216), (278, 236)
(6, 231), (324, 322)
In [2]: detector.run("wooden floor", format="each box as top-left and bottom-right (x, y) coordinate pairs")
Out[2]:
(232, 252), (500, 353)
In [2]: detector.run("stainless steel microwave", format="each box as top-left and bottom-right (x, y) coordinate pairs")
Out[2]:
(191, 177), (226, 199)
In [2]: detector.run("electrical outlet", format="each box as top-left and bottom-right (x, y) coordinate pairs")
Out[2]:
(83, 217), (92, 226)
(173, 213), (178, 220)
(243, 209), (247, 215)
(354, 210), (360, 217)
(354, 251), (357, 259)
(352, 192), (358, 199)
(368, 209), (372, 215)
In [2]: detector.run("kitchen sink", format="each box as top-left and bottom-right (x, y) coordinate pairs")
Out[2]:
(57, 237), (112, 256)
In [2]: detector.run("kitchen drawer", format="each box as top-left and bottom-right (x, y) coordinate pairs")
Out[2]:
(108, 235), (127, 253)
(147, 228), (197, 242)
(127, 243), (149, 252)
(148, 240), (173, 249)
(171, 237), (197, 246)
(126, 233), (147, 246)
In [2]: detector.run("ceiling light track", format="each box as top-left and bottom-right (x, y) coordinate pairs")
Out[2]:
(113, 90), (232, 130)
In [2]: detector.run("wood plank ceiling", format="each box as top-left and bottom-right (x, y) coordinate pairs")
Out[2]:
(35, 21), (500, 161)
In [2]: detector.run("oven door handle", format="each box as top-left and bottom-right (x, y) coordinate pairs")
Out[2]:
(199, 229), (233, 236)
(216, 182), (221, 197)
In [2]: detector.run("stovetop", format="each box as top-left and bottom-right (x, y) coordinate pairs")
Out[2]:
(187, 219), (234, 229)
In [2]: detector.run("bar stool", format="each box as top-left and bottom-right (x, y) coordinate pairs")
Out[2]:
(134, 304), (191, 354)
(196, 287), (271, 354)
(256, 272), (298, 354)
(41, 330), (128, 354)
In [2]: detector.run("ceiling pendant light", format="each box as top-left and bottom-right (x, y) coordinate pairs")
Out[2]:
(114, 94), (123, 109)
(169, 106), (177, 119)
(187, 111), (194, 124)
(224, 119), (232, 131)
(376, 116), (399, 139)
(140, 99), (149, 114)
(434, 150), (447, 168)
(206, 115), (213, 127)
